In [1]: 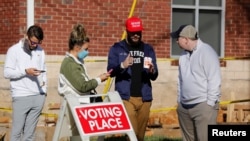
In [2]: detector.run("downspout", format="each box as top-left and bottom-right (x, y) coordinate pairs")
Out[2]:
(27, 0), (34, 28)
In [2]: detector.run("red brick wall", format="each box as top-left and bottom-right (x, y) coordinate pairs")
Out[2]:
(0, 0), (249, 58)
(0, 0), (25, 53)
(225, 0), (250, 57)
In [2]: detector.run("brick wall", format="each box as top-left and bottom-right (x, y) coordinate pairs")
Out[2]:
(0, 0), (249, 58)
(0, 0), (25, 53)
(225, 0), (250, 57)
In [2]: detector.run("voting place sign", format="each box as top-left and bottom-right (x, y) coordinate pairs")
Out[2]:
(74, 103), (131, 135)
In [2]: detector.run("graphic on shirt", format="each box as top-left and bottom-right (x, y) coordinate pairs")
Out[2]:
(129, 51), (144, 64)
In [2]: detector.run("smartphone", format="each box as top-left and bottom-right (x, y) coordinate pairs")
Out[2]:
(37, 70), (46, 73)
(108, 69), (113, 74)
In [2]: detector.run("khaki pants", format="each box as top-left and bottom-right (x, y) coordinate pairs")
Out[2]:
(123, 97), (152, 141)
(177, 101), (219, 141)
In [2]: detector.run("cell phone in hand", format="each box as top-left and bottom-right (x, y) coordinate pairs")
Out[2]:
(37, 70), (46, 73)
(108, 69), (113, 74)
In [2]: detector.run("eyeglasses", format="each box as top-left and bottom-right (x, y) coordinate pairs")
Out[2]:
(29, 38), (42, 45)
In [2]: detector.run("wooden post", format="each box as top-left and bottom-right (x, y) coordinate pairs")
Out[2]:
(226, 92), (235, 122)
(238, 108), (244, 122)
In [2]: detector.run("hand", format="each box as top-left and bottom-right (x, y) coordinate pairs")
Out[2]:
(121, 54), (133, 68)
(99, 72), (111, 82)
(40, 81), (45, 86)
(25, 68), (41, 76)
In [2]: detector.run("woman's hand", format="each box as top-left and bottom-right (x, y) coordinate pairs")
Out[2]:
(99, 72), (111, 82)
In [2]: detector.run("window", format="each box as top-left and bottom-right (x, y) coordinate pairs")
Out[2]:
(171, 0), (225, 57)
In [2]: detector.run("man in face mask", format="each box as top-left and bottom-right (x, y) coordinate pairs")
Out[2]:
(107, 16), (159, 141)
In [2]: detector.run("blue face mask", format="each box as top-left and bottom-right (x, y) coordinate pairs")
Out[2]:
(77, 50), (89, 60)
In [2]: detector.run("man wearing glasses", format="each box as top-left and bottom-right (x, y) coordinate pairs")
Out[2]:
(4, 25), (47, 141)
(107, 16), (158, 141)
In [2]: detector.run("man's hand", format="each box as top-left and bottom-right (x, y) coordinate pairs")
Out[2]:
(121, 54), (133, 69)
(25, 68), (41, 76)
(148, 63), (155, 74)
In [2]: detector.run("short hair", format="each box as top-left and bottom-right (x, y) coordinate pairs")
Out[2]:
(27, 25), (44, 41)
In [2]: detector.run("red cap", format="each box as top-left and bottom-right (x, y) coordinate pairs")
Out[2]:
(125, 17), (144, 32)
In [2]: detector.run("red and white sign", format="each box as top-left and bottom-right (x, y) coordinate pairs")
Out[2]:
(74, 103), (131, 134)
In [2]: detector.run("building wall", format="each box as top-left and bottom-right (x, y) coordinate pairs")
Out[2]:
(0, 55), (249, 113)
(0, 0), (171, 58)
(0, 0), (24, 53)
(0, 0), (249, 58)
(225, 0), (250, 57)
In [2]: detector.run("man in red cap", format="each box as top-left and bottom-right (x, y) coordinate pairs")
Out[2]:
(107, 16), (158, 141)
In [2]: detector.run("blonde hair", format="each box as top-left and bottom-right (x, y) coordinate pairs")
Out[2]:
(68, 24), (87, 50)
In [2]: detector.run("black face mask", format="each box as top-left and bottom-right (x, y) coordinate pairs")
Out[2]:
(126, 31), (142, 47)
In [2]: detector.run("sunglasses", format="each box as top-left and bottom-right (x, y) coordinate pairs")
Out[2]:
(29, 38), (42, 45)
(127, 31), (142, 36)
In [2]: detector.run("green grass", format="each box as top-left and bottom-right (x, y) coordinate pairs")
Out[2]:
(102, 135), (182, 141)
(144, 136), (182, 141)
